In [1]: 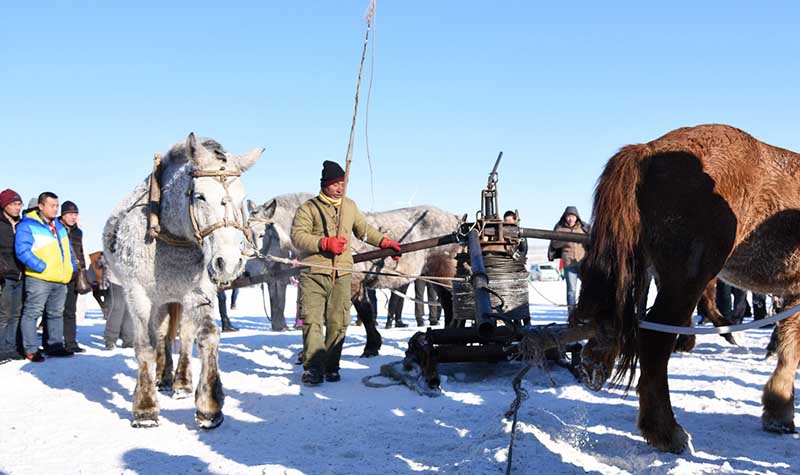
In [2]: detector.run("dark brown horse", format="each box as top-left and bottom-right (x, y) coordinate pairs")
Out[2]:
(573, 124), (800, 453)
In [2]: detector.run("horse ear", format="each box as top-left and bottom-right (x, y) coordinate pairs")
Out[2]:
(247, 199), (257, 214)
(186, 132), (197, 158)
(263, 198), (278, 220)
(236, 147), (265, 172)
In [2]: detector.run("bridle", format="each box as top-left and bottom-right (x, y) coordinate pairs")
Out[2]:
(145, 153), (256, 252)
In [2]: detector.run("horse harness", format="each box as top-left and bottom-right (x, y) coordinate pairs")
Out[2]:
(144, 153), (256, 251)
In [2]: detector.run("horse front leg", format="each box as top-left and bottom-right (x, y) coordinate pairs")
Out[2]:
(194, 313), (224, 429)
(352, 285), (381, 357)
(128, 291), (160, 428)
(762, 295), (800, 434)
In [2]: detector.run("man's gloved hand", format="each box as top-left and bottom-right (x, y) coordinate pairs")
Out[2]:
(321, 236), (348, 255)
(380, 237), (402, 261)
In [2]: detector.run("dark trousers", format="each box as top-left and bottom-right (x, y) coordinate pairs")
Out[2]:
(43, 280), (76, 351)
(230, 287), (239, 307)
(414, 280), (440, 325)
(62, 279), (79, 349)
(716, 281), (748, 322)
(0, 278), (24, 356)
(387, 284), (409, 324)
(268, 279), (288, 330)
(753, 293), (767, 320)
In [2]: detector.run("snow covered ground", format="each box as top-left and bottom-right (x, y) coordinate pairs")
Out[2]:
(1, 281), (798, 475)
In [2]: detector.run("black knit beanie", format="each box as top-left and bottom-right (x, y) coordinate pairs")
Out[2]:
(60, 200), (79, 216)
(320, 160), (346, 187)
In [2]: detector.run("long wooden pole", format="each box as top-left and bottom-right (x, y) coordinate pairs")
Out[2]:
(333, 0), (376, 281)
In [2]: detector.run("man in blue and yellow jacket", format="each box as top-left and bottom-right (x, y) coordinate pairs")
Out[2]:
(15, 192), (76, 361)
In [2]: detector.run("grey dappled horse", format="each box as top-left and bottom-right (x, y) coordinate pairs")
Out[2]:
(248, 193), (460, 355)
(103, 134), (263, 428)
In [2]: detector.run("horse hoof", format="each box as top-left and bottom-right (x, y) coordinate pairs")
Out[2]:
(172, 388), (193, 400)
(674, 335), (696, 353)
(762, 416), (797, 434)
(157, 383), (174, 394)
(646, 424), (690, 454)
(360, 349), (380, 358)
(196, 411), (224, 430)
(722, 333), (738, 346)
(131, 416), (159, 428)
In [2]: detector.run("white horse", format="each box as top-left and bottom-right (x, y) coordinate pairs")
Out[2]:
(103, 134), (264, 428)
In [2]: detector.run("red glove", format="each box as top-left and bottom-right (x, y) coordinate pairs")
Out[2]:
(321, 236), (348, 255)
(380, 237), (402, 261)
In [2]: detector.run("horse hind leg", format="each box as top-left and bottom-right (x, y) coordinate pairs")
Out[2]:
(194, 314), (224, 429)
(155, 305), (176, 393)
(173, 304), (195, 399)
(762, 294), (800, 434)
(636, 281), (710, 454)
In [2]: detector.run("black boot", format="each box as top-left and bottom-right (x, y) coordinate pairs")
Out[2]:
(221, 315), (239, 332)
(394, 318), (408, 328)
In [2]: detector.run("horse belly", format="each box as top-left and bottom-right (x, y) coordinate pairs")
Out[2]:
(721, 213), (800, 294)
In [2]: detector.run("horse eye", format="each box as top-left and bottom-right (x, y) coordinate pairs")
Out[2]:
(194, 193), (206, 201)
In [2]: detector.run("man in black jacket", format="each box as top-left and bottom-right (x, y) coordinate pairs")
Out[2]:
(57, 201), (87, 353)
(0, 189), (25, 362)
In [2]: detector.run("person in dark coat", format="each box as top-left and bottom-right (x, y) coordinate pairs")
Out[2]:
(547, 206), (590, 313)
(0, 189), (25, 362)
(56, 200), (87, 353)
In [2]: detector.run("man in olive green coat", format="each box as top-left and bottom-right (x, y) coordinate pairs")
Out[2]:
(291, 161), (401, 386)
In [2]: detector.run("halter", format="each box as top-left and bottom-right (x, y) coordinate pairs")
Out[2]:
(146, 153), (256, 251)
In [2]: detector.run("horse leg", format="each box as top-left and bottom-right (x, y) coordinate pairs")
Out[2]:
(173, 305), (196, 400)
(353, 287), (381, 358)
(637, 284), (702, 453)
(194, 312), (224, 429)
(762, 294), (800, 433)
(695, 279), (737, 346)
(155, 305), (174, 393)
(128, 290), (160, 428)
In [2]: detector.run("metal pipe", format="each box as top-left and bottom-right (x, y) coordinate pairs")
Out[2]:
(352, 233), (460, 263)
(468, 229), (496, 339)
(518, 226), (590, 244)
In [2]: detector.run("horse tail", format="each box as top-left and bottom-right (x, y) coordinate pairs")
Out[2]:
(576, 143), (649, 389)
(167, 303), (181, 344)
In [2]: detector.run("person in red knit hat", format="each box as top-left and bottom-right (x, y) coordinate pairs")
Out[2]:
(0, 189), (25, 363)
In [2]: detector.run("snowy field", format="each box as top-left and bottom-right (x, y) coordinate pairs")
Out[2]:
(1, 281), (799, 475)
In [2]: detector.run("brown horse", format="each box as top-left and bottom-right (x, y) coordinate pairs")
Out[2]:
(573, 124), (800, 453)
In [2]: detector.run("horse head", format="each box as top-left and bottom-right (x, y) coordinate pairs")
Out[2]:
(162, 133), (265, 285)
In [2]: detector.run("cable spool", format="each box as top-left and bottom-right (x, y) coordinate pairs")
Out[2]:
(452, 251), (530, 325)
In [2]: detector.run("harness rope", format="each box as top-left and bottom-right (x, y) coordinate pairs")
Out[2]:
(640, 302), (800, 335)
(388, 288), (441, 307)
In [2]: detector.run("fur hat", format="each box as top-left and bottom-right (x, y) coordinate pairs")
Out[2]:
(60, 200), (79, 216)
(0, 189), (22, 209)
(320, 160), (346, 187)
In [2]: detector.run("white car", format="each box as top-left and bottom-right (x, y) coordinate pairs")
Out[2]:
(529, 263), (561, 281)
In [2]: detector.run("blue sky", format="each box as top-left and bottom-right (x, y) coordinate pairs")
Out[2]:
(2, 1), (799, 252)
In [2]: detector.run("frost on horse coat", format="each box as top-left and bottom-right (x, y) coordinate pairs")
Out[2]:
(103, 134), (263, 428)
(574, 124), (800, 453)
